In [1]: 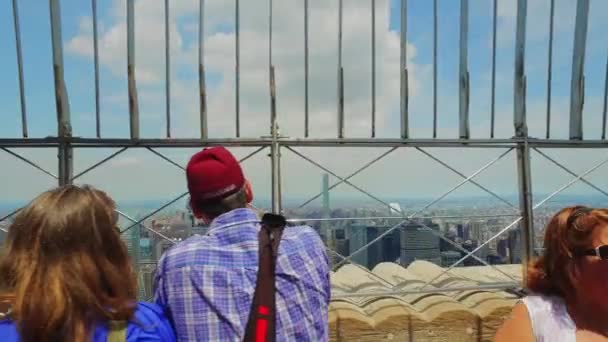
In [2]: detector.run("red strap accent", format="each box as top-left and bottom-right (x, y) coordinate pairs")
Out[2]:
(255, 318), (268, 342)
(258, 306), (270, 315)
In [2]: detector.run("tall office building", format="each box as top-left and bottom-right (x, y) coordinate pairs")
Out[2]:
(400, 220), (441, 267)
(468, 220), (484, 243)
(122, 221), (141, 265)
(333, 228), (350, 265)
(321, 173), (331, 246)
(349, 224), (401, 269)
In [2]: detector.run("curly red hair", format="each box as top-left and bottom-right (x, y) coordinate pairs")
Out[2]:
(527, 206), (608, 297)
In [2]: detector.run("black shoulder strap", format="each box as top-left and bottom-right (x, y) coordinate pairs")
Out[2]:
(243, 213), (286, 342)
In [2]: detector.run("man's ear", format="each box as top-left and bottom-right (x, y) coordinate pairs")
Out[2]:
(190, 198), (205, 219)
(245, 180), (253, 204)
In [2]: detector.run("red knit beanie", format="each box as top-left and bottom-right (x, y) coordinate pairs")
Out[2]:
(186, 147), (245, 202)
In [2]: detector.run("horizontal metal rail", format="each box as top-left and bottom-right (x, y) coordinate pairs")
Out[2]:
(4, 138), (608, 149)
(332, 282), (521, 299)
(287, 213), (521, 223)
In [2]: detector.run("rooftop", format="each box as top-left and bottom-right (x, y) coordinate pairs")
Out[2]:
(329, 261), (521, 341)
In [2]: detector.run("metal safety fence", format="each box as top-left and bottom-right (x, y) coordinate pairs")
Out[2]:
(1, 0), (608, 301)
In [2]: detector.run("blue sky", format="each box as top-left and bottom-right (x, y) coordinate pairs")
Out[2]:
(1, 0), (608, 206)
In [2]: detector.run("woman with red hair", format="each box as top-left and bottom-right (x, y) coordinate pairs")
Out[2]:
(495, 206), (608, 341)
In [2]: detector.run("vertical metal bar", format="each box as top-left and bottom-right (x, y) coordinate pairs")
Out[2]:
(304, 0), (309, 137)
(514, 0), (528, 138)
(127, 0), (140, 139)
(50, 0), (71, 139)
(433, 0), (438, 138)
(92, 0), (101, 138)
(235, 0), (240, 137)
(12, 0), (28, 138)
(270, 66), (280, 213)
(269, 0), (273, 130)
(517, 141), (534, 286)
(459, 0), (470, 139)
(371, 0), (376, 138)
(490, 0), (497, 138)
(603, 52), (608, 140)
(165, 0), (171, 138)
(400, 0), (408, 139)
(50, 0), (73, 185)
(199, 0), (208, 139)
(569, 0), (590, 140)
(546, 0), (555, 139)
(338, 0), (344, 139)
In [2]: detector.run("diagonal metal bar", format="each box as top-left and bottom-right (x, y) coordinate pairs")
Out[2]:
(533, 148), (608, 198)
(120, 191), (189, 235)
(287, 147), (399, 211)
(420, 218), (523, 290)
(146, 148), (185, 171)
(327, 247), (395, 288)
(116, 209), (177, 245)
(0, 227), (7, 233)
(422, 154), (608, 289)
(396, 218), (519, 283)
(239, 146), (267, 164)
(1, 148), (58, 179)
(416, 147), (518, 210)
(118, 147), (265, 235)
(327, 209), (519, 283)
(331, 148), (514, 267)
(0, 207), (21, 224)
(71, 147), (129, 181)
(297, 147), (398, 209)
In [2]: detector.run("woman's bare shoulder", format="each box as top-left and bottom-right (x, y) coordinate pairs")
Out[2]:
(494, 302), (535, 342)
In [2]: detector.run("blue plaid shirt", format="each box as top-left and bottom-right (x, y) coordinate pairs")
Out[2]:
(154, 208), (330, 341)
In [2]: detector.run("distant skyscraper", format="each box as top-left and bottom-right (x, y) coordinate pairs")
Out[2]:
(122, 223), (141, 265)
(333, 228), (350, 265)
(468, 221), (484, 243)
(321, 173), (331, 247)
(400, 221), (441, 267)
(348, 224), (400, 269)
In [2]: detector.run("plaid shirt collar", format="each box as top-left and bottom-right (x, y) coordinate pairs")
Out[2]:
(206, 208), (261, 237)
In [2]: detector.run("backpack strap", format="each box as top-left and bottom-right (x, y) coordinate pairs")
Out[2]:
(243, 213), (286, 342)
(107, 321), (127, 342)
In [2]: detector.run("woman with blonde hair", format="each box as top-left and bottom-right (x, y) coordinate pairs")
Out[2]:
(0, 185), (175, 342)
(495, 206), (608, 341)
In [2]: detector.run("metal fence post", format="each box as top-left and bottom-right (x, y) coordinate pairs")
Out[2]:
(516, 141), (534, 284)
(513, 0), (532, 285)
(50, 0), (73, 186)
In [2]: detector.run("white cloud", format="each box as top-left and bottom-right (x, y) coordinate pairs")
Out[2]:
(67, 0), (419, 139)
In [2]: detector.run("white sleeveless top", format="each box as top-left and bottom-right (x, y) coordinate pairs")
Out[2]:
(522, 295), (576, 341)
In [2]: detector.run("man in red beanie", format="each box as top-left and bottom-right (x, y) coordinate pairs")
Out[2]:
(154, 147), (330, 341)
